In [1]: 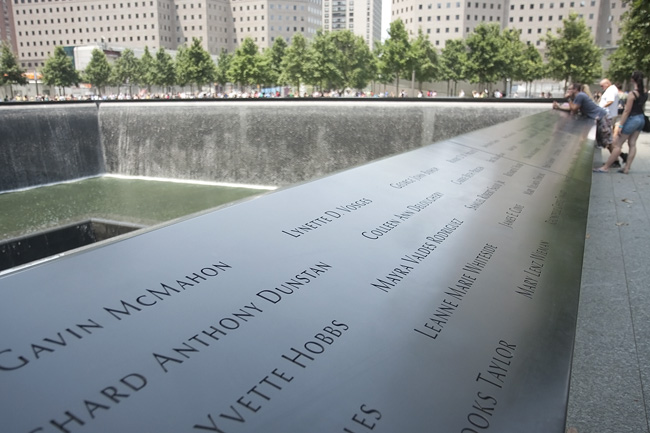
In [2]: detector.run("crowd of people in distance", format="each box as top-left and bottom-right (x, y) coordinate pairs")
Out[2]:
(2, 87), (560, 102)
(4, 89), (442, 101)
(552, 71), (648, 175)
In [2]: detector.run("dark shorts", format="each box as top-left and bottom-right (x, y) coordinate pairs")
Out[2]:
(596, 116), (613, 148)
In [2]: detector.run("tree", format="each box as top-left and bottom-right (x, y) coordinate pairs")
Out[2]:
(607, 46), (633, 86)
(308, 30), (375, 91)
(215, 49), (233, 91)
(373, 41), (394, 95)
(0, 43), (27, 99)
(175, 46), (191, 89)
(608, 0), (650, 83)
(499, 28), (526, 96)
(184, 38), (216, 92)
(439, 39), (467, 96)
(151, 47), (176, 95)
(519, 45), (545, 97)
(42, 46), (80, 96)
(110, 48), (140, 95)
(411, 29), (439, 91)
(465, 23), (504, 91)
(139, 46), (155, 92)
(83, 48), (112, 95)
(281, 33), (311, 95)
(263, 37), (288, 87)
(308, 30), (339, 89)
(84, 49), (112, 96)
(544, 12), (602, 91)
(380, 19), (412, 93)
(228, 37), (263, 90)
(331, 30), (377, 91)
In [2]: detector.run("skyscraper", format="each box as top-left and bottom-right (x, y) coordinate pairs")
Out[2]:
(323, 0), (382, 49)
(391, 0), (627, 51)
(1, 0), (16, 53)
(10, 0), (323, 68)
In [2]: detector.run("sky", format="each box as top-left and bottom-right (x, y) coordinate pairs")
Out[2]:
(381, 0), (391, 41)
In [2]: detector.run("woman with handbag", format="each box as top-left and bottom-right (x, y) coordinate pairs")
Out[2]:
(594, 71), (648, 174)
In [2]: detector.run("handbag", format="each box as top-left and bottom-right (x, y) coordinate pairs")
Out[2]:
(644, 114), (650, 133)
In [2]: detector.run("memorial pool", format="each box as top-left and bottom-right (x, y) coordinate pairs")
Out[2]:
(1, 176), (269, 240)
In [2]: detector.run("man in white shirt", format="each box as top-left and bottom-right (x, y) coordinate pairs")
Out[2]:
(599, 78), (624, 165)
(599, 79), (619, 121)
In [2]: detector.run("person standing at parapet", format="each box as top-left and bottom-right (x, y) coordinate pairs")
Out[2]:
(594, 71), (648, 174)
(552, 83), (613, 152)
(598, 78), (623, 163)
(599, 79), (619, 120)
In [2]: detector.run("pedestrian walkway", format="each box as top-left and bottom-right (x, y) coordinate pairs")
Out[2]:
(566, 129), (650, 432)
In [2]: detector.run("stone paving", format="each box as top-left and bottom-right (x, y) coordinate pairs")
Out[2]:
(566, 127), (650, 433)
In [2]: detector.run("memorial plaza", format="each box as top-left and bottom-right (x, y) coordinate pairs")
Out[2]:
(567, 128), (650, 433)
(1, 100), (649, 431)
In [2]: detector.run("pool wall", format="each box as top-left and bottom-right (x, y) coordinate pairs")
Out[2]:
(1, 100), (548, 191)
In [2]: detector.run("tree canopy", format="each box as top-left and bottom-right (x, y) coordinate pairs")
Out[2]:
(379, 19), (413, 91)
(544, 12), (602, 90)
(439, 39), (468, 96)
(110, 48), (140, 93)
(42, 46), (80, 95)
(309, 30), (376, 91)
(184, 38), (217, 89)
(607, 0), (650, 83)
(1, 43), (27, 86)
(465, 23), (504, 89)
(281, 33), (311, 94)
(83, 49), (112, 95)
(228, 37), (263, 89)
(151, 47), (176, 93)
(411, 28), (439, 90)
(25, 23), (584, 97)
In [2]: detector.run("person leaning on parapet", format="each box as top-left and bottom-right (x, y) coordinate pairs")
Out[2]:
(594, 71), (648, 174)
(552, 83), (613, 153)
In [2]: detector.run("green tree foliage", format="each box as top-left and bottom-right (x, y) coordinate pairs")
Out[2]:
(184, 38), (217, 90)
(607, 47), (633, 86)
(151, 47), (176, 94)
(281, 33), (311, 94)
(380, 19), (412, 92)
(42, 46), (80, 95)
(519, 45), (545, 97)
(83, 49), (112, 95)
(439, 39), (467, 96)
(544, 12), (602, 90)
(465, 23), (504, 89)
(228, 37), (263, 89)
(608, 0), (650, 83)
(263, 37), (288, 86)
(0, 43), (27, 98)
(309, 30), (340, 89)
(175, 46), (190, 88)
(310, 30), (376, 91)
(110, 48), (140, 94)
(499, 28), (526, 95)
(372, 41), (394, 94)
(333, 30), (377, 90)
(139, 46), (155, 91)
(215, 49), (233, 88)
(411, 29), (439, 90)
